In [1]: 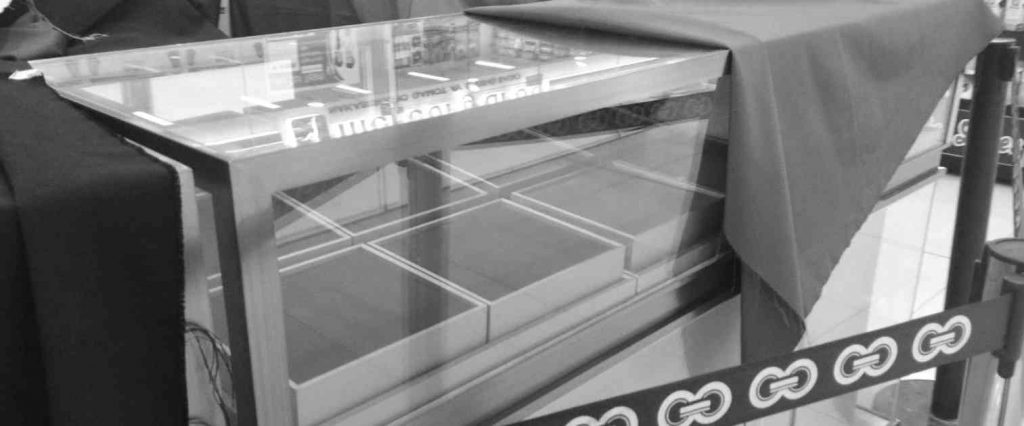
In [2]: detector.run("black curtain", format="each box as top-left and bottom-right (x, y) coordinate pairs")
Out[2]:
(0, 1), (223, 425)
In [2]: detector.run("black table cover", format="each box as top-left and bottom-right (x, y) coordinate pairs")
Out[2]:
(0, 1), (221, 424)
(468, 0), (1002, 354)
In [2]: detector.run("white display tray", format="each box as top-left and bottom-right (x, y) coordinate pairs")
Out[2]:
(428, 131), (621, 195)
(630, 235), (725, 293)
(275, 159), (489, 245)
(209, 245), (487, 426)
(586, 120), (727, 193)
(372, 199), (627, 339)
(512, 165), (724, 273)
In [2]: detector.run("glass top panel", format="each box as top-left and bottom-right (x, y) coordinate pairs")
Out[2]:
(209, 245), (480, 384)
(31, 14), (712, 160)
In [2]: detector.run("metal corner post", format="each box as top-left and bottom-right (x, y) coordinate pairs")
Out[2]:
(931, 38), (1018, 421)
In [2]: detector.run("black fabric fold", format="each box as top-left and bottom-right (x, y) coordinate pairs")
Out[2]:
(0, 163), (49, 426)
(0, 1), (224, 424)
(0, 77), (186, 426)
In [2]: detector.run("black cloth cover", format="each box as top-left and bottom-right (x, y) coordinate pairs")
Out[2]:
(0, 76), (185, 425)
(467, 0), (1001, 335)
(0, 164), (48, 426)
(0, 1), (222, 425)
(64, 0), (225, 54)
(0, 4), (64, 61)
(230, 0), (373, 36)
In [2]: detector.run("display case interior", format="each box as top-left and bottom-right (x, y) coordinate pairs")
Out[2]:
(31, 13), (736, 426)
(209, 244), (488, 425)
(192, 81), (730, 423)
(373, 200), (627, 338)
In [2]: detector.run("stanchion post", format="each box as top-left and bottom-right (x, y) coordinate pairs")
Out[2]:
(997, 274), (1024, 426)
(932, 38), (1018, 421)
(997, 274), (1024, 379)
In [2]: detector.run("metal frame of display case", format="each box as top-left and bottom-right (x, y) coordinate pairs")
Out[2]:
(34, 20), (730, 425)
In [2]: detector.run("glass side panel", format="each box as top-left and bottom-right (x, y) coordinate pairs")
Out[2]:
(275, 159), (487, 240)
(374, 201), (623, 303)
(32, 14), (713, 160)
(152, 22), (728, 421)
(208, 245), (483, 384)
(513, 165), (723, 273)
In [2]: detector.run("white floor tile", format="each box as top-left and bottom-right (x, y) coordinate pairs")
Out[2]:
(924, 175), (960, 257)
(794, 404), (849, 426)
(924, 175), (1015, 256)
(913, 253), (950, 313)
(877, 182), (937, 250)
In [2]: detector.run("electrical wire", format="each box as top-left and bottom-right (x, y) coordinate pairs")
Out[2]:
(186, 321), (235, 426)
(22, 0), (107, 42)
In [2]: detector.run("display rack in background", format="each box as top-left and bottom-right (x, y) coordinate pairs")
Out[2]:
(944, 2), (1024, 183)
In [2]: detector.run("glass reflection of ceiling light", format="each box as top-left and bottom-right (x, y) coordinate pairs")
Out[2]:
(240, 96), (281, 109)
(133, 111), (174, 126)
(125, 64), (160, 73)
(213, 55), (241, 64)
(574, 56), (587, 61)
(474, 60), (516, 70)
(467, 77), (479, 83)
(307, 102), (326, 108)
(335, 83), (373, 95)
(408, 71), (450, 82)
(226, 141), (286, 155)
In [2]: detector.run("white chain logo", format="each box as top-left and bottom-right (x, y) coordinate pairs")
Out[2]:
(566, 406), (638, 426)
(833, 336), (898, 386)
(748, 359), (818, 409)
(912, 315), (971, 363)
(657, 381), (732, 426)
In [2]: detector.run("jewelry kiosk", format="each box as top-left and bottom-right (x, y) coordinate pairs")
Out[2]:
(29, 13), (956, 426)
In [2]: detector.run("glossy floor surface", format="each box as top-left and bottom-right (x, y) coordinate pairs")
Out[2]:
(522, 173), (1017, 425)
(790, 173), (1013, 425)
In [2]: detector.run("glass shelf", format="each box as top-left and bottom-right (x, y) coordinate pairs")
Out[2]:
(274, 158), (488, 244)
(513, 164), (723, 275)
(210, 245), (487, 425)
(373, 200), (627, 338)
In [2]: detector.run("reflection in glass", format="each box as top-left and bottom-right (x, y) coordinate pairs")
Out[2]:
(209, 246), (482, 383)
(33, 14), (688, 159)
(374, 201), (626, 337)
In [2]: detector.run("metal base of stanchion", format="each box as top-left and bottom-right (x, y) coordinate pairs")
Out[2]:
(871, 380), (958, 426)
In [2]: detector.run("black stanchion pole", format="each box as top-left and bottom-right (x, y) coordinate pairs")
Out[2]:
(932, 39), (1018, 421)
(958, 240), (1024, 425)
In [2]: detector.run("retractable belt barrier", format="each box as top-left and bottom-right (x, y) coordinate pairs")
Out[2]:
(514, 278), (1024, 426)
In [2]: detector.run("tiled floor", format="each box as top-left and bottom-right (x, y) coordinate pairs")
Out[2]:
(523, 173), (1016, 426)
(790, 173), (1015, 425)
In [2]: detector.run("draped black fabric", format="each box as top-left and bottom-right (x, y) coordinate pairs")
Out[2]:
(468, 0), (1001, 353)
(0, 76), (186, 425)
(0, 164), (48, 426)
(0, 1), (222, 424)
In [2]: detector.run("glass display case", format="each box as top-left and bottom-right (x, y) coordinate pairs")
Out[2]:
(31, 15), (733, 425)
(30, 12), (954, 426)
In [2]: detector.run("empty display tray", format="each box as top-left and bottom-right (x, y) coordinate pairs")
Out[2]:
(373, 200), (627, 338)
(210, 245), (487, 425)
(585, 120), (727, 193)
(275, 159), (488, 244)
(512, 165), (724, 280)
(431, 132), (617, 194)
